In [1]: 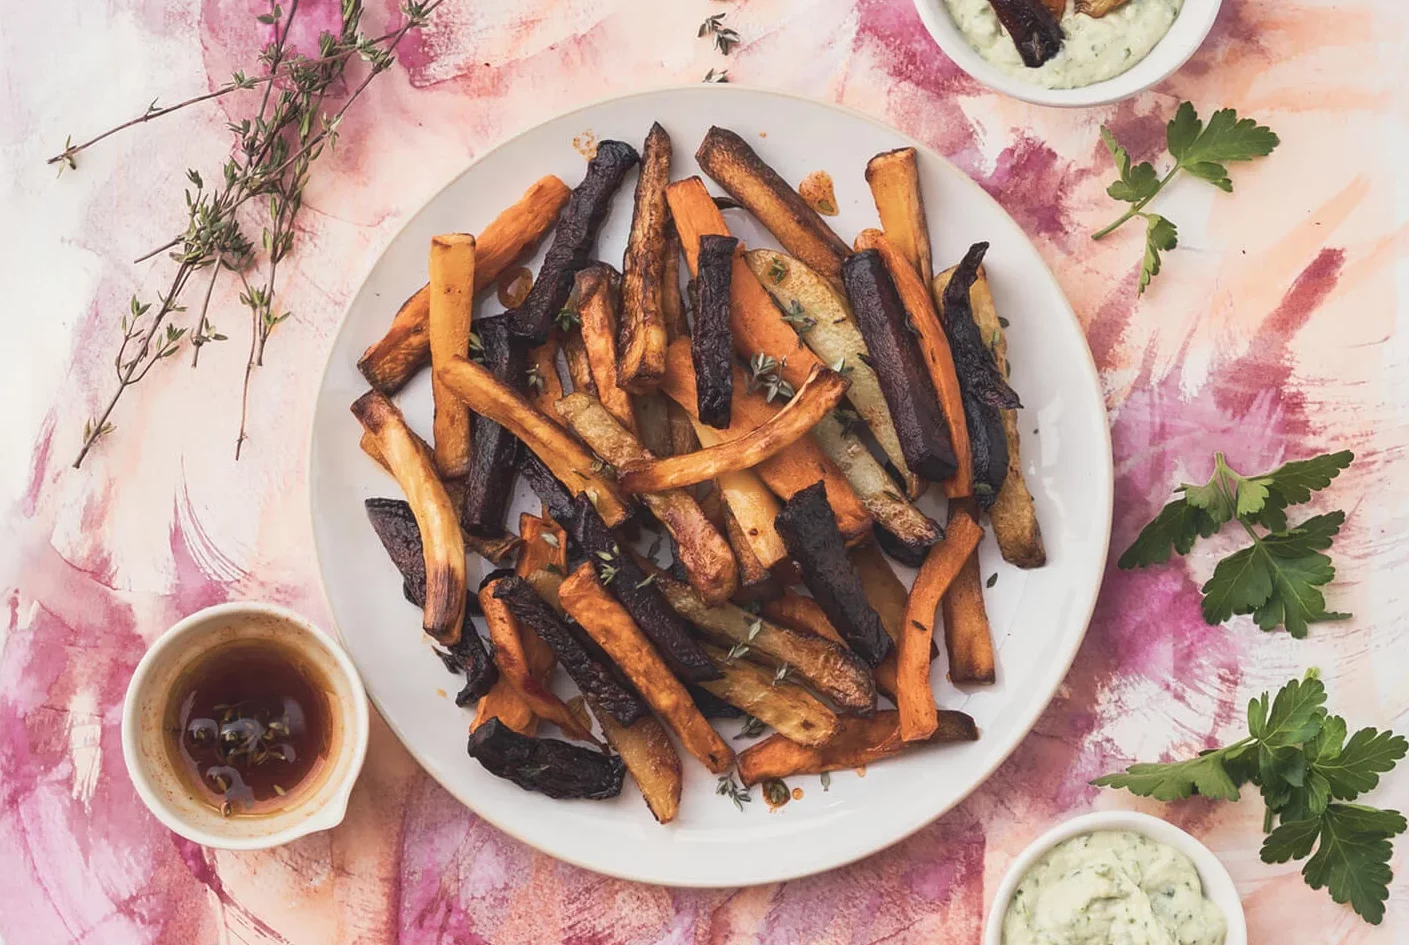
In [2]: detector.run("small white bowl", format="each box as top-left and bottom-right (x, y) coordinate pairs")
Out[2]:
(983, 809), (1247, 945)
(912, 0), (1223, 108)
(121, 602), (370, 850)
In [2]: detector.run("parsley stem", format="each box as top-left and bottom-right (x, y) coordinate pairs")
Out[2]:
(1091, 166), (1181, 240)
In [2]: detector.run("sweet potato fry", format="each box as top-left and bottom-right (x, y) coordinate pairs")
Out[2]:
(865, 148), (932, 284)
(358, 428), (520, 564)
(659, 338), (872, 540)
(472, 681), (538, 736)
(575, 264), (638, 433)
(593, 706), (682, 823)
(855, 229), (970, 496)
(695, 127), (852, 289)
(656, 575), (876, 713)
(665, 176), (822, 390)
(557, 393), (738, 605)
(942, 499), (996, 684)
(560, 564), (734, 773)
(427, 234), (477, 477)
(618, 122), (672, 392)
(436, 356), (631, 526)
(528, 334), (568, 428)
(351, 391), (465, 643)
(762, 593), (845, 646)
(736, 709), (978, 787)
(618, 364), (850, 493)
(949, 266), (1045, 567)
(516, 512), (566, 577)
(744, 248), (917, 496)
(357, 176), (571, 393)
(480, 579), (597, 743)
(899, 510), (984, 741)
(848, 542), (910, 700)
(697, 647), (839, 747)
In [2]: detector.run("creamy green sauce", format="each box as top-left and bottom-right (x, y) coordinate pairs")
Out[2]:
(943, 0), (1184, 89)
(1002, 830), (1226, 945)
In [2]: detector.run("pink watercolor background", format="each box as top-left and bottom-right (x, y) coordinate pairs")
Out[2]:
(2, 0), (1408, 942)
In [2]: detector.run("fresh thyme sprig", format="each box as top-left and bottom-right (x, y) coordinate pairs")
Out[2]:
(698, 13), (741, 55)
(67, 0), (442, 468)
(746, 353), (794, 403)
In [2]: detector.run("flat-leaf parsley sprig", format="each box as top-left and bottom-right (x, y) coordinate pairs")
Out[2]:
(1095, 672), (1407, 924)
(1093, 102), (1280, 293)
(1119, 449), (1353, 637)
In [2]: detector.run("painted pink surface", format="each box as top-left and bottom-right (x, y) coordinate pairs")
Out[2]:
(2, 0), (1407, 942)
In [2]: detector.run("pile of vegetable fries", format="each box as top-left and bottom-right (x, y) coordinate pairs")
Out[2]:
(349, 123), (1047, 821)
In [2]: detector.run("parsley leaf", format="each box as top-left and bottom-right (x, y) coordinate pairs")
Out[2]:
(1270, 804), (1407, 925)
(1091, 749), (1245, 802)
(1094, 101), (1278, 291)
(1116, 498), (1223, 568)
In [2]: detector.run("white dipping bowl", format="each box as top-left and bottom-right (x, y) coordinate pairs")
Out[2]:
(912, 0), (1223, 107)
(121, 602), (370, 850)
(983, 809), (1247, 945)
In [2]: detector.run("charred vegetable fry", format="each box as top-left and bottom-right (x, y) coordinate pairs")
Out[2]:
(938, 243), (1021, 510)
(593, 706), (682, 823)
(854, 230), (971, 496)
(744, 248), (916, 496)
(842, 250), (957, 482)
(351, 391), (465, 643)
(942, 499), (997, 684)
(898, 510), (984, 741)
(358, 176), (571, 393)
(656, 574), (876, 713)
(693, 233), (737, 428)
(938, 265), (1045, 567)
(696, 646), (840, 747)
(468, 718), (625, 799)
(517, 451), (579, 535)
(736, 709), (978, 787)
(556, 393), (738, 605)
(762, 593), (845, 646)
(480, 579), (598, 743)
(560, 564), (734, 773)
(575, 264), (638, 433)
(461, 317), (525, 538)
(775, 482), (891, 666)
(618, 122), (672, 393)
(713, 463), (788, 577)
(436, 355), (630, 526)
(427, 233), (477, 478)
(633, 391), (673, 457)
(618, 365), (850, 493)
(492, 575), (648, 726)
(865, 148), (933, 284)
(513, 140), (639, 344)
(986, 0), (1065, 68)
(695, 127), (852, 289)
(562, 330), (598, 397)
(528, 334), (568, 428)
(564, 494), (720, 682)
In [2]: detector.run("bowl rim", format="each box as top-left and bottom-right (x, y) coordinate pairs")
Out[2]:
(911, 0), (1225, 108)
(982, 808), (1248, 945)
(119, 600), (371, 850)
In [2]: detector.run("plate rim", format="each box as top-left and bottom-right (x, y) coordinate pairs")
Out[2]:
(306, 82), (1114, 887)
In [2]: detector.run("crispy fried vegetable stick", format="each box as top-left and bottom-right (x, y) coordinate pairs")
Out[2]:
(1075, 0), (1127, 15)
(710, 457), (789, 573)
(618, 365), (849, 493)
(701, 484), (780, 597)
(562, 330), (598, 396)
(528, 334), (568, 428)
(479, 579), (597, 743)
(762, 593), (845, 646)
(865, 148), (932, 284)
(656, 575), (876, 713)
(736, 709), (978, 787)
(899, 510), (984, 741)
(659, 338), (872, 540)
(427, 233), (477, 477)
(855, 229), (971, 497)
(593, 706), (682, 823)
(665, 176), (822, 391)
(350, 391), (465, 643)
(695, 127), (852, 289)
(575, 264), (638, 433)
(436, 355), (631, 526)
(633, 392), (673, 457)
(560, 564), (734, 773)
(619, 122), (672, 392)
(939, 266), (1045, 567)
(697, 646), (839, 747)
(557, 393), (738, 605)
(942, 499), (996, 684)
(357, 176), (571, 392)
(849, 542), (910, 700)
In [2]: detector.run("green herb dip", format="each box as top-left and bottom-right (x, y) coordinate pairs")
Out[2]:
(943, 0), (1184, 90)
(1002, 830), (1226, 945)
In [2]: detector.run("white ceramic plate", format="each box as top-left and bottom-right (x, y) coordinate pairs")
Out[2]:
(309, 85), (1112, 887)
